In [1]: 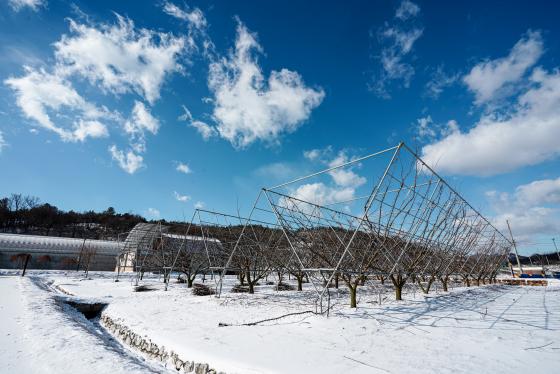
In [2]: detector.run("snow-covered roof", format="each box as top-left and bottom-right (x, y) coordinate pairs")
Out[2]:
(0, 233), (121, 255)
(163, 232), (220, 243)
(121, 223), (220, 253)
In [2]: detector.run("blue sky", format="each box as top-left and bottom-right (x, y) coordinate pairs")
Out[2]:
(1, 0), (559, 254)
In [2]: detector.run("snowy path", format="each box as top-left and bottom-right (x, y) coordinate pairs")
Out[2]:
(0, 275), (173, 374)
(0, 276), (36, 373)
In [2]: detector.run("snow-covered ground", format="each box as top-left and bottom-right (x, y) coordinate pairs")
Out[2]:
(2, 270), (559, 373)
(0, 272), (176, 374)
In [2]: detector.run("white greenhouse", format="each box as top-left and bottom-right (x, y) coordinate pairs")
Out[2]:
(0, 233), (121, 271)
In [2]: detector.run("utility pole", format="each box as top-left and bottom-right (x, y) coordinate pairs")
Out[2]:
(507, 220), (523, 276)
(553, 238), (559, 262)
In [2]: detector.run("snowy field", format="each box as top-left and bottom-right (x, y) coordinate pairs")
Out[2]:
(1, 270), (559, 374)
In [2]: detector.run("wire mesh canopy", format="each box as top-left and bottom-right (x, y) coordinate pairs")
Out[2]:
(212, 142), (512, 303)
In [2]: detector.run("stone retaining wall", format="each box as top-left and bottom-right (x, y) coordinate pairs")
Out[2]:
(100, 313), (224, 374)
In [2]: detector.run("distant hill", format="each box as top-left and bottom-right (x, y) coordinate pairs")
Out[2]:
(508, 252), (560, 266)
(0, 194), (147, 241)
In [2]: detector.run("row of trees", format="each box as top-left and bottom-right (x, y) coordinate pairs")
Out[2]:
(0, 193), (146, 240)
(132, 214), (507, 309)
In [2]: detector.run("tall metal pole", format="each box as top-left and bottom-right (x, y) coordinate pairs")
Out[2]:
(553, 238), (560, 262)
(506, 220), (523, 276)
(76, 238), (87, 272)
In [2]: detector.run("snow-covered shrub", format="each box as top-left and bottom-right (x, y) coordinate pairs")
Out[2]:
(275, 283), (295, 291)
(192, 283), (215, 296)
(231, 284), (250, 293)
(133, 285), (155, 292)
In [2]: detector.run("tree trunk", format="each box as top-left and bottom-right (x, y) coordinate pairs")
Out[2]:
(464, 277), (470, 287)
(391, 274), (406, 301)
(349, 285), (357, 308)
(296, 275), (303, 291)
(187, 277), (194, 288)
(248, 282), (255, 294)
(239, 272), (245, 286)
(395, 284), (403, 300)
(440, 276), (448, 292)
(335, 273), (339, 289)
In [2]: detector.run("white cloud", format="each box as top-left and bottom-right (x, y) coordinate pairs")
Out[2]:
(5, 68), (81, 133)
(395, 0), (420, 20)
(54, 15), (186, 104)
(425, 65), (459, 99)
(5, 14), (181, 159)
(415, 115), (435, 140)
(486, 177), (560, 243)
(303, 146), (332, 162)
(162, 1), (206, 30)
(514, 177), (560, 207)
(289, 182), (356, 208)
(421, 67), (560, 176)
(328, 152), (366, 189)
(371, 1), (423, 98)
(194, 201), (205, 209)
(441, 120), (460, 137)
(174, 191), (191, 202)
(72, 119), (109, 142)
(105, 102), (159, 168)
(463, 31), (543, 104)
(493, 207), (559, 244)
(9, 0), (45, 12)
(303, 149), (321, 161)
(178, 105), (193, 122)
(178, 105), (217, 140)
(125, 101), (159, 135)
(175, 162), (191, 174)
(205, 21), (324, 148)
(5, 12), (192, 174)
(303, 147), (367, 190)
(414, 116), (460, 142)
(190, 120), (217, 140)
(162, 2), (214, 59)
(4, 67), (109, 142)
(0, 131), (7, 153)
(124, 101), (159, 152)
(145, 207), (161, 219)
(281, 149), (367, 213)
(109, 145), (144, 174)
